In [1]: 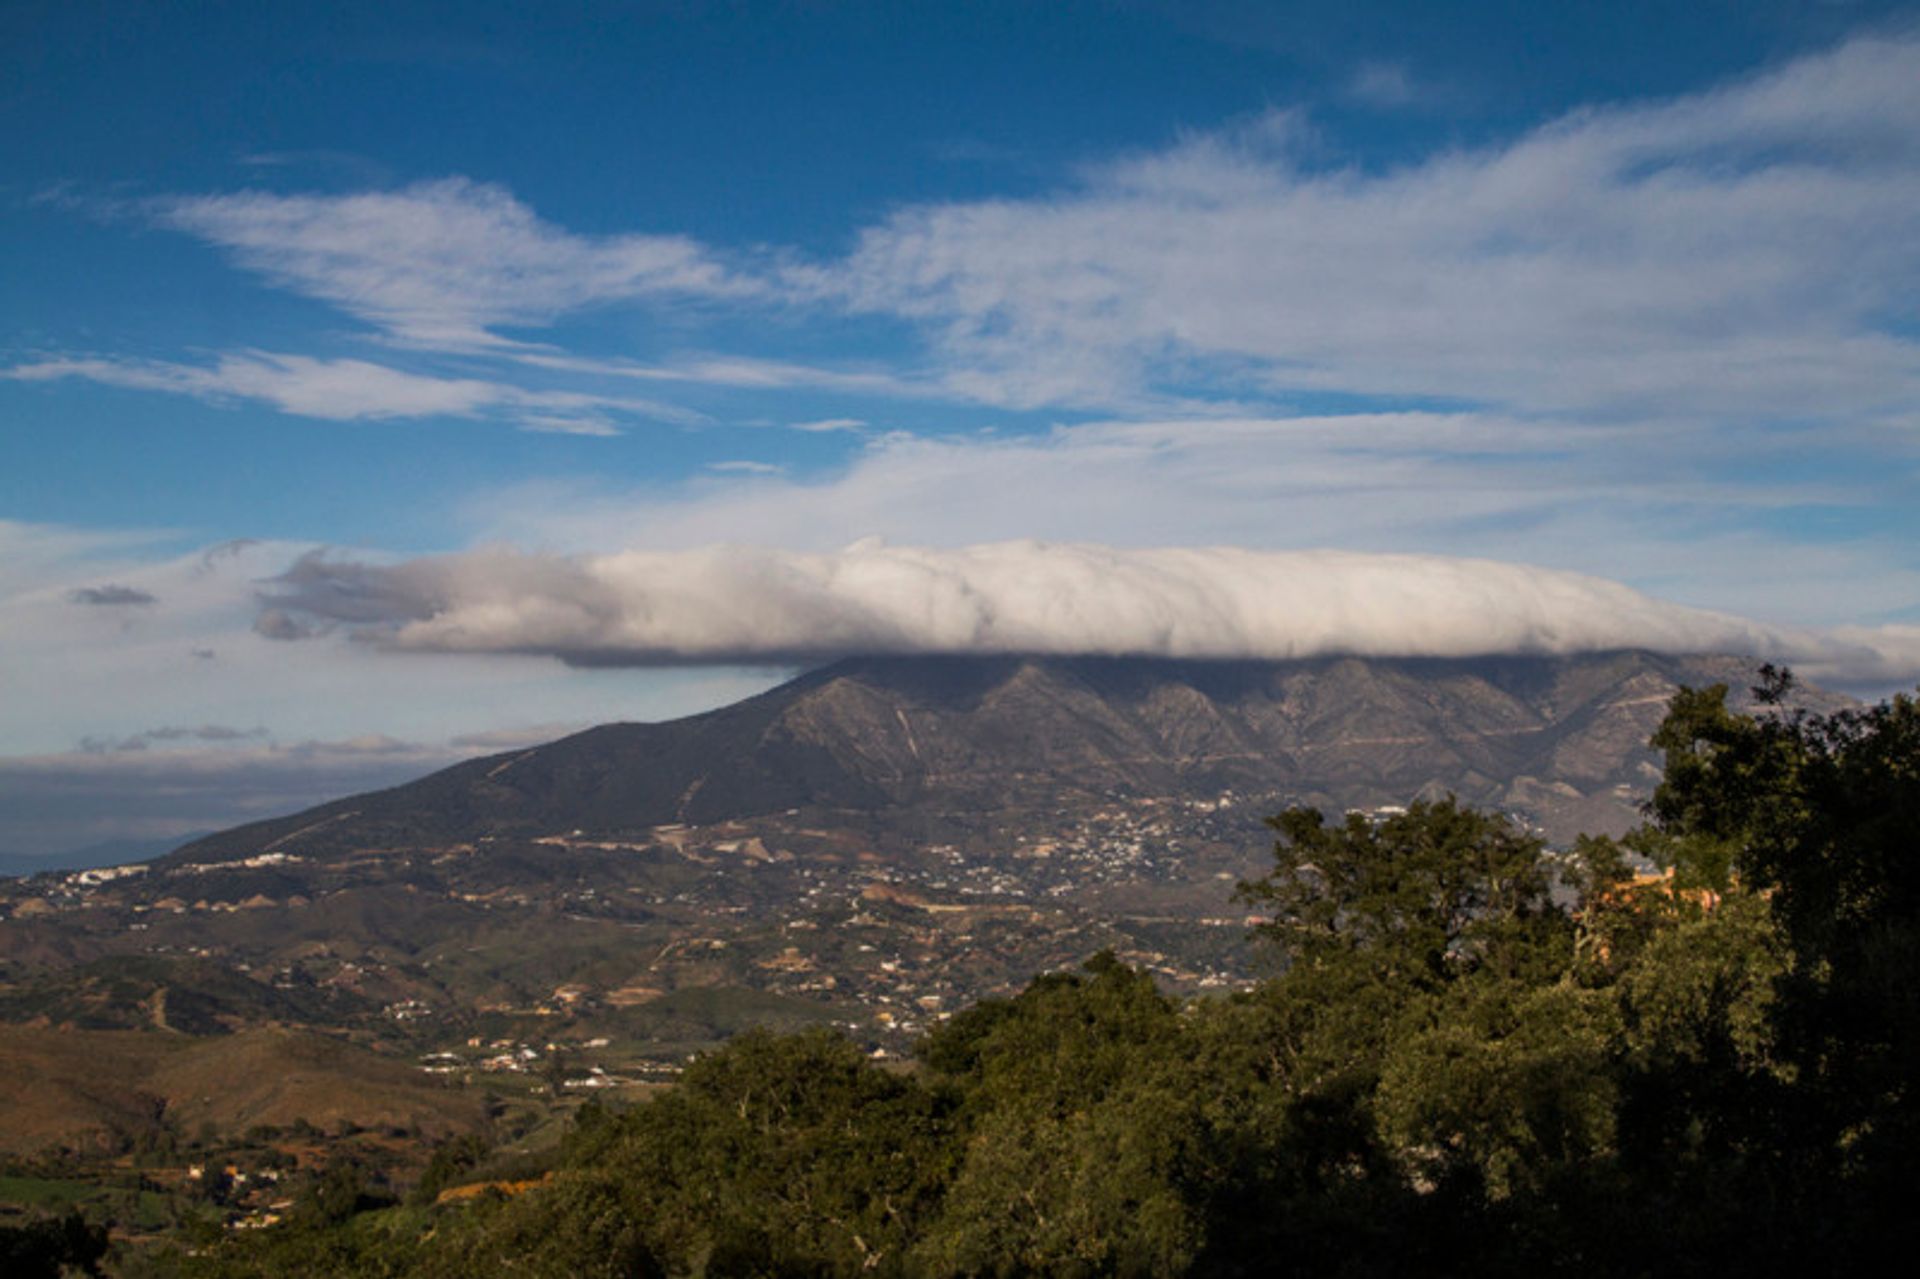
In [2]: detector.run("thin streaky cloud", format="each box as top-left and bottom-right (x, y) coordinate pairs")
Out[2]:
(69, 584), (157, 607)
(516, 415), (623, 438)
(79, 724), (268, 754)
(824, 33), (1920, 419)
(68, 32), (1919, 433)
(9, 353), (501, 420)
(5, 351), (705, 431)
(790, 418), (869, 433)
(152, 177), (760, 349)
(707, 460), (785, 474)
(511, 350), (923, 397)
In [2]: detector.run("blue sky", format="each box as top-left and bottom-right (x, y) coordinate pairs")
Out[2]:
(3, 1), (1920, 857)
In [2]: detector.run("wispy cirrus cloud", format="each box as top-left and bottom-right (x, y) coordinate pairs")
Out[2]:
(77, 724), (267, 753)
(508, 350), (923, 397)
(153, 177), (760, 350)
(9, 353), (503, 418)
(789, 417), (869, 433)
(4, 351), (701, 432)
(817, 32), (1920, 417)
(30, 32), (1920, 433)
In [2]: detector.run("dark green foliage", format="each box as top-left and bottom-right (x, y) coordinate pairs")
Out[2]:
(1376, 979), (1620, 1199)
(1239, 799), (1570, 989)
(294, 1159), (396, 1228)
(0, 1211), (108, 1278)
(411, 1175), (662, 1279)
(417, 1029), (960, 1277)
(410, 1133), (491, 1205)
(1627, 671), (1920, 1263)
(913, 955), (1220, 1276)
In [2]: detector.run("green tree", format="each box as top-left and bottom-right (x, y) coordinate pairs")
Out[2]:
(482, 1028), (958, 1276)
(1631, 670), (1920, 1257)
(411, 1133), (492, 1205)
(1238, 798), (1571, 990)
(916, 955), (1217, 1277)
(1374, 978), (1620, 1199)
(414, 1174), (660, 1279)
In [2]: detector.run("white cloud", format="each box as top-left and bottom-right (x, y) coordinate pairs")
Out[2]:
(5, 351), (700, 431)
(790, 417), (869, 433)
(821, 33), (1920, 417)
(707, 459), (784, 474)
(510, 350), (921, 397)
(0, 522), (789, 853)
(458, 409), (1919, 633)
(251, 539), (1920, 685)
(64, 33), (1919, 435)
(8, 353), (502, 418)
(154, 177), (756, 349)
(515, 414), (623, 437)
(5, 508), (1913, 852)
(0, 525), (783, 760)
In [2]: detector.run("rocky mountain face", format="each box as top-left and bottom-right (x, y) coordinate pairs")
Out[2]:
(167, 650), (1811, 865)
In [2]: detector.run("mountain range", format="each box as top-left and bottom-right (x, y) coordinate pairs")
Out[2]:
(167, 649), (1809, 868)
(0, 649), (1838, 1153)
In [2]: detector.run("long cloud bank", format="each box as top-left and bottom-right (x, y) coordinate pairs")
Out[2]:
(256, 541), (1920, 686)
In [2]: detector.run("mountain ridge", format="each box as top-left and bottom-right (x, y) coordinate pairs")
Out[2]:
(161, 649), (1831, 866)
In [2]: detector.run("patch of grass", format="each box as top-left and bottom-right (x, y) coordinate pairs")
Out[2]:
(0, 1175), (95, 1208)
(0, 1176), (194, 1235)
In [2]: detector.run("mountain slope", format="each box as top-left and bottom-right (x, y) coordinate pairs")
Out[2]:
(163, 650), (1820, 864)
